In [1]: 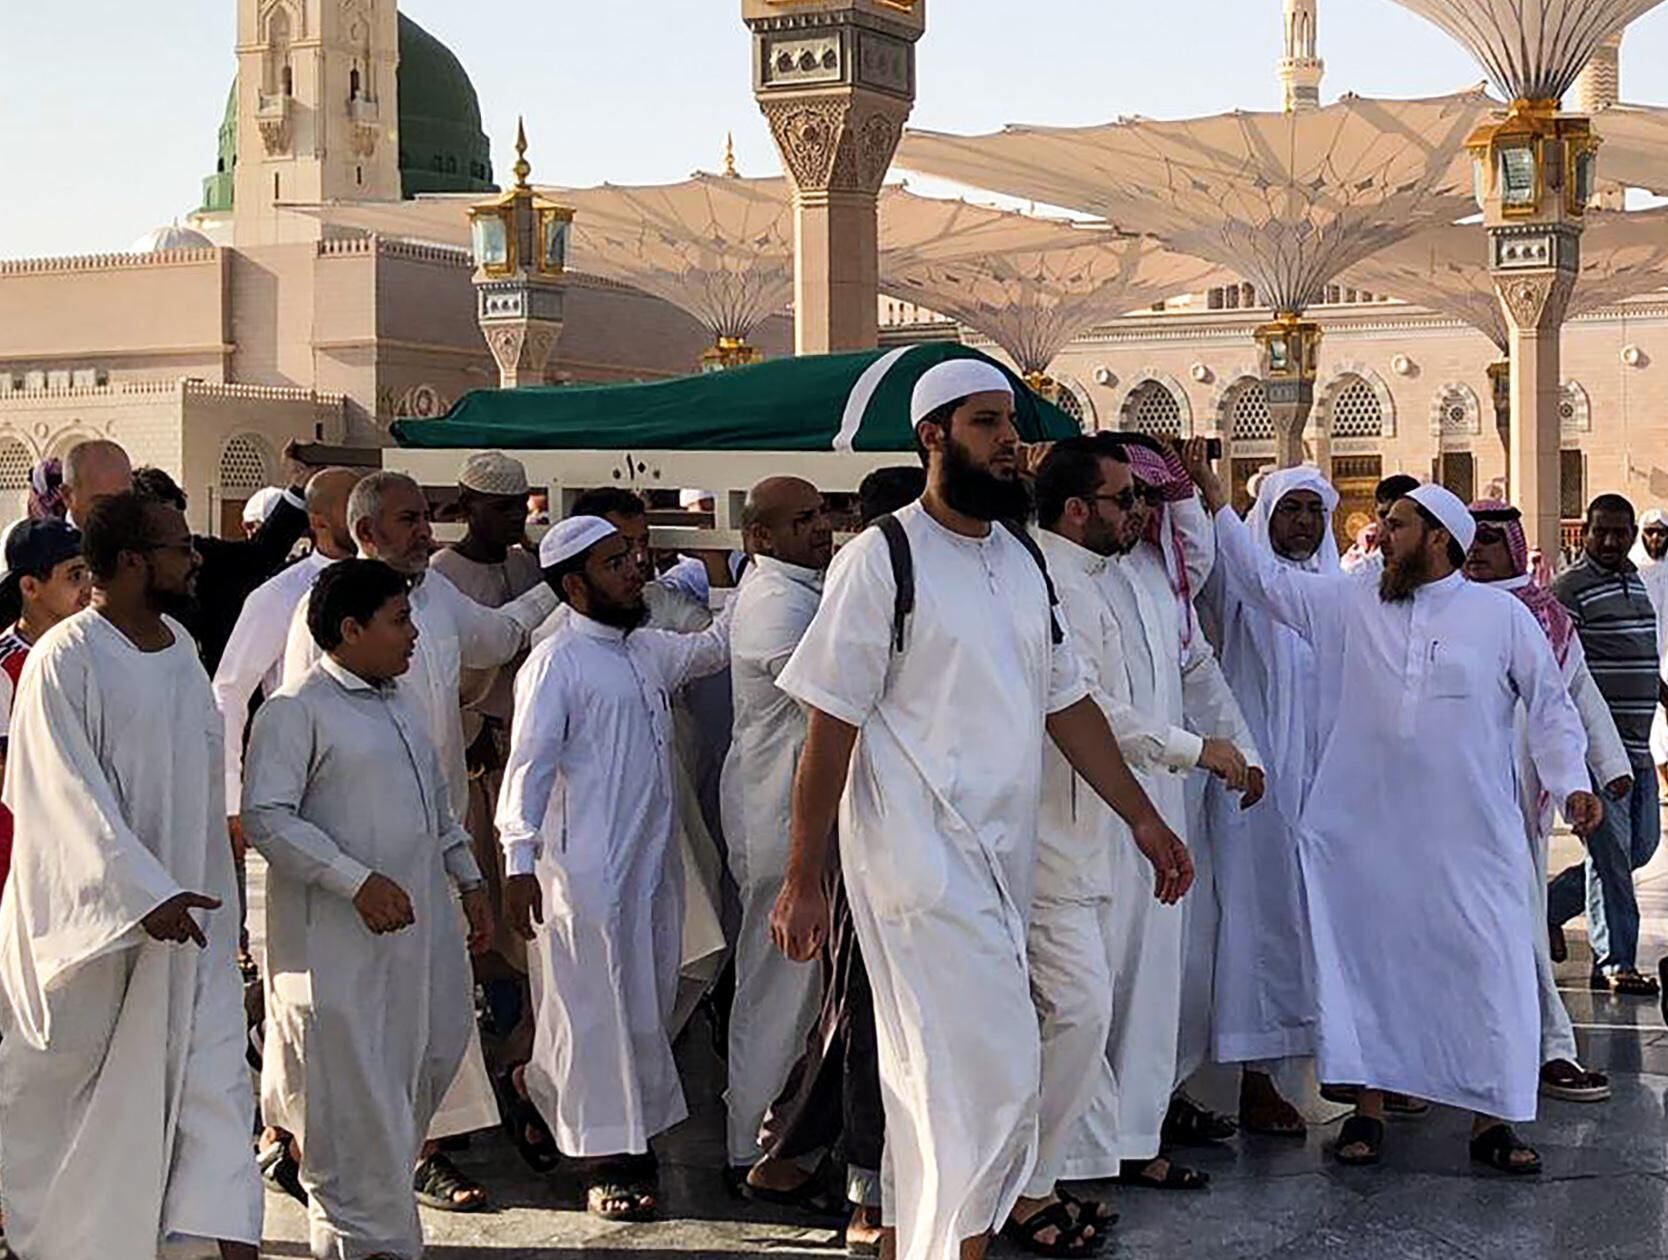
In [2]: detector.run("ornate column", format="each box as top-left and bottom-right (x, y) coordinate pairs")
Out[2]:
(467, 124), (574, 389)
(743, 0), (925, 355)
(1467, 102), (1595, 552)
(1255, 313), (1322, 470)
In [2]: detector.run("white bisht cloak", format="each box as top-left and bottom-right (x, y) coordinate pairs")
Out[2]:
(496, 608), (730, 1157)
(0, 610), (261, 1260)
(283, 563), (551, 1140)
(718, 556), (824, 1167)
(1212, 507), (1589, 1121)
(1196, 466), (1338, 1067)
(777, 502), (1088, 1260)
(244, 656), (483, 1259)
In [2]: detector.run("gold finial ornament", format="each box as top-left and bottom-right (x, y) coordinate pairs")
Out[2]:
(513, 116), (532, 189)
(723, 132), (738, 178)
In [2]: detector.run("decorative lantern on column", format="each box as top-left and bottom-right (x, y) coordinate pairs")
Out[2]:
(1254, 313), (1322, 468)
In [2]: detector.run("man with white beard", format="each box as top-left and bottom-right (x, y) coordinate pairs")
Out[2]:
(1014, 435), (1250, 1250)
(1185, 452), (1601, 1174)
(1056, 438), (1262, 1192)
(770, 359), (1192, 1260)
(0, 492), (262, 1260)
(1194, 466), (1336, 1133)
(720, 477), (837, 1186)
(283, 470), (557, 1211)
(1465, 500), (1628, 1103)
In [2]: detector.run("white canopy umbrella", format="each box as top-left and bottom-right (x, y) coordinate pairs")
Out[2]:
(876, 189), (1230, 379)
(1591, 103), (1668, 195)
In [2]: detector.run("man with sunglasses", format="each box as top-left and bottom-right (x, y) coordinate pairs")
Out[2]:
(1465, 501), (1625, 1104)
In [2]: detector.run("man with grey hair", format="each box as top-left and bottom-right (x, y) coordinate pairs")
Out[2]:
(281, 468), (557, 1211)
(720, 477), (834, 1184)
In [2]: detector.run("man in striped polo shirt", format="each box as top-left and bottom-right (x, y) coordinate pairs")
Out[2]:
(1551, 494), (1664, 997)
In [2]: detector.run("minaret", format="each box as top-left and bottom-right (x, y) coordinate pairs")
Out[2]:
(1572, 31), (1625, 209)
(1278, 0), (1324, 112)
(234, 0), (403, 244)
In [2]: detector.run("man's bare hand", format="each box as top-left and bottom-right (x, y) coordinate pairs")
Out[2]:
(1566, 791), (1605, 838)
(461, 887), (494, 955)
(1130, 817), (1193, 904)
(1178, 438), (1228, 513)
(504, 874), (543, 942)
(770, 873), (829, 963)
(1240, 766), (1267, 810)
(227, 815), (247, 861)
(1198, 738), (1249, 792)
(142, 892), (222, 947)
(1604, 775), (1634, 801)
(352, 873), (415, 935)
(1017, 442), (1055, 481)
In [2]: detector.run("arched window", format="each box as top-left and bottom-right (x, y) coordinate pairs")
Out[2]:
(1122, 380), (1184, 437)
(220, 434), (274, 491)
(0, 438), (33, 491)
(1436, 385), (1477, 437)
(1330, 375), (1384, 438)
(1054, 385), (1088, 431)
(1560, 381), (1591, 434)
(1228, 379), (1272, 441)
(265, 6), (294, 97)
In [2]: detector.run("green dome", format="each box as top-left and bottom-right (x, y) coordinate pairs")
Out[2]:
(200, 13), (495, 212)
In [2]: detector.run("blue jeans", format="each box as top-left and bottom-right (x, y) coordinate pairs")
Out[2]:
(1548, 769), (1661, 972)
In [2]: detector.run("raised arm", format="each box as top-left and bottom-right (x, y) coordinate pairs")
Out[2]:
(646, 598), (732, 691)
(441, 570), (558, 672)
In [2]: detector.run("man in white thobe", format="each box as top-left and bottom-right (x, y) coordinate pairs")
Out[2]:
(770, 360), (1191, 1260)
(1186, 457), (1602, 1173)
(0, 492), (261, 1260)
(283, 471), (556, 1208)
(720, 478), (835, 1179)
(1193, 466), (1337, 1132)
(246, 558), (492, 1260)
(1465, 500), (1629, 1104)
(1017, 436), (1249, 1246)
(1058, 439), (1262, 1189)
(498, 516), (729, 1220)
(1630, 509), (1668, 793)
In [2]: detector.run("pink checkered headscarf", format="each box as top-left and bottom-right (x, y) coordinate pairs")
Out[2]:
(1124, 441), (1199, 648)
(1469, 499), (1573, 666)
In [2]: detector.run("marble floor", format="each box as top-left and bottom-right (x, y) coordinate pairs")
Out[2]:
(250, 828), (1668, 1258)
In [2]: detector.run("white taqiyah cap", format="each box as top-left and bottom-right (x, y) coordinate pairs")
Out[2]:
(460, 450), (530, 497)
(539, 514), (618, 568)
(1407, 483), (1475, 553)
(679, 488), (715, 509)
(1642, 507), (1668, 529)
(242, 486), (285, 525)
(910, 359), (1013, 425)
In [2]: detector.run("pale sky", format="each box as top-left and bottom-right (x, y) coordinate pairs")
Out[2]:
(4, 0), (1667, 259)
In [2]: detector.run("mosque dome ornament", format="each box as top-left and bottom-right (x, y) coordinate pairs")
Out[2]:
(130, 224), (216, 254)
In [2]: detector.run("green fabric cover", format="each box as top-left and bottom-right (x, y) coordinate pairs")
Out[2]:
(391, 343), (1080, 451)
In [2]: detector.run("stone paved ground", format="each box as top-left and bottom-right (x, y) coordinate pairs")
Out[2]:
(251, 827), (1668, 1259)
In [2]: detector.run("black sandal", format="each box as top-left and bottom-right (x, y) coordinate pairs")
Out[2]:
(414, 1152), (488, 1212)
(742, 1174), (849, 1220)
(1113, 1157), (1210, 1191)
(1000, 1201), (1103, 1256)
(1594, 968), (1660, 997)
(1056, 1186), (1117, 1230)
(1160, 1095), (1238, 1147)
(1333, 1115), (1384, 1167)
(1469, 1124), (1541, 1176)
(587, 1180), (657, 1221)
(493, 1068), (561, 1173)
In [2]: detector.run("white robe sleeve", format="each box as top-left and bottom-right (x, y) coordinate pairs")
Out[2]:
(495, 648), (571, 878)
(1170, 496), (1217, 593)
(1510, 601), (1592, 807)
(212, 581), (293, 810)
(241, 693), (373, 901)
(0, 642), (182, 1021)
(1180, 633), (1263, 770)
(281, 595), (323, 687)
(777, 536), (895, 728)
(1566, 635), (1631, 787)
(642, 603), (732, 692)
(1211, 504), (1337, 643)
(1057, 572), (1200, 773)
(437, 570), (557, 671)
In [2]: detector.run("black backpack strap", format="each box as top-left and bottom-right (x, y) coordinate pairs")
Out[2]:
(1000, 519), (1066, 646)
(873, 513), (913, 653)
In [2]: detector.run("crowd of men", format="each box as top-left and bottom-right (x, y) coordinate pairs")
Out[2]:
(0, 357), (1664, 1260)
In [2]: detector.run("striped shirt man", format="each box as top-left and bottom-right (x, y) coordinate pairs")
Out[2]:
(1553, 554), (1660, 766)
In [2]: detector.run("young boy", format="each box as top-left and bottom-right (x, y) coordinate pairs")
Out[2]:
(242, 558), (491, 1260)
(0, 518), (92, 890)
